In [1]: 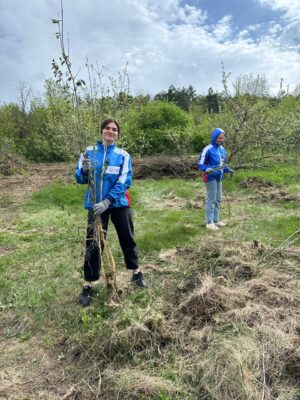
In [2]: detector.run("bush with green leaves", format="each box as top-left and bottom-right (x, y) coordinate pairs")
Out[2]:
(120, 101), (204, 156)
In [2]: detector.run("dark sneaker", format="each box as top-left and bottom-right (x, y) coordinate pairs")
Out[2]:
(80, 285), (93, 306)
(131, 271), (147, 288)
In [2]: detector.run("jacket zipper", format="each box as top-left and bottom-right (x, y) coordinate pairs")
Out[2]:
(100, 145), (107, 201)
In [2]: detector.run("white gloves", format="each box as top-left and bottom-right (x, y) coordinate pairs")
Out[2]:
(93, 199), (111, 215)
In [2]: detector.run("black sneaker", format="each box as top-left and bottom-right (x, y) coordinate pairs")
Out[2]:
(80, 285), (93, 306)
(131, 271), (147, 288)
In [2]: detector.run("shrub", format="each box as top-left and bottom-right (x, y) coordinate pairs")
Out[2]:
(120, 101), (204, 156)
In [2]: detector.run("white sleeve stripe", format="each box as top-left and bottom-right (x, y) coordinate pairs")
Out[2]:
(117, 154), (130, 184)
(114, 148), (129, 157)
(78, 153), (85, 170)
(199, 145), (212, 165)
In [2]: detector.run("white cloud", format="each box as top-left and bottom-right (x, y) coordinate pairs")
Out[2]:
(212, 15), (233, 41)
(0, 0), (300, 103)
(267, 23), (283, 37)
(259, 0), (300, 18)
(258, 0), (300, 48)
(176, 4), (207, 26)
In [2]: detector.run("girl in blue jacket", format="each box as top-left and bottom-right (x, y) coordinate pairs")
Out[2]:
(75, 118), (147, 306)
(197, 128), (234, 230)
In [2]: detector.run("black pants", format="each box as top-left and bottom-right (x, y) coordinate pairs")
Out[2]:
(83, 207), (139, 281)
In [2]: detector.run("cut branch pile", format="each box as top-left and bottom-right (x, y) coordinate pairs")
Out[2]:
(133, 155), (198, 179)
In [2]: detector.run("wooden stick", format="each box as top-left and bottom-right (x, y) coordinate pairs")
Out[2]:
(94, 215), (119, 304)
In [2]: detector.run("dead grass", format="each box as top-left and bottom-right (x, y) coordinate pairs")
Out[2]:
(157, 238), (300, 399)
(101, 369), (179, 399)
(247, 278), (300, 308)
(238, 176), (300, 202)
(238, 176), (280, 189)
(1, 161), (299, 399)
(2, 232), (298, 399)
(193, 334), (261, 400)
(103, 320), (169, 358)
(176, 275), (247, 328)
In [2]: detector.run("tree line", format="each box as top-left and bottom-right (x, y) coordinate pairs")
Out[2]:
(0, 73), (299, 164)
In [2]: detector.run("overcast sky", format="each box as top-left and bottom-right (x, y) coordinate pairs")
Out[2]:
(1, 0), (300, 104)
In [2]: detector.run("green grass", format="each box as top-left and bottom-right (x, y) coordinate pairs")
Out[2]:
(25, 182), (86, 212)
(0, 162), (299, 399)
(1, 166), (298, 311)
(131, 178), (198, 210)
(136, 209), (201, 252)
(224, 164), (300, 192)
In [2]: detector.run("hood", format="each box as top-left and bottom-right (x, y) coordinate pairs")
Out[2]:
(210, 128), (225, 145)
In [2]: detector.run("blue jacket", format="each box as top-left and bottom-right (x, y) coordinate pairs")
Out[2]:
(75, 142), (132, 209)
(197, 128), (230, 182)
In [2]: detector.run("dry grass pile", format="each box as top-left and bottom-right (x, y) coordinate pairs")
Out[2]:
(238, 176), (299, 201)
(63, 239), (299, 399)
(187, 331), (261, 400)
(247, 278), (300, 308)
(260, 327), (300, 380)
(92, 310), (173, 363)
(133, 155), (198, 179)
(239, 176), (278, 189)
(101, 369), (179, 400)
(66, 310), (176, 398)
(176, 276), (246, 328)
(164, 240), (300, 399)
(161, 192), (188, 210)
(259, 190), (299, 202)
(224, 302), (272, 327)
(104, 320), (171, 358)
(159, 190), (206, 210)
(176, 240), (258, 281)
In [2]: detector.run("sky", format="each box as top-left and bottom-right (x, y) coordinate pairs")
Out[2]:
(1, 0), (300, 104)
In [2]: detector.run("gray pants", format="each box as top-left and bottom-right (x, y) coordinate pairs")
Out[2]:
(205, 180), (222, 224)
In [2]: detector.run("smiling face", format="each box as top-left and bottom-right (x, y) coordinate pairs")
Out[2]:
(216, 133), (225, 145)
(101, 122), (119, 145)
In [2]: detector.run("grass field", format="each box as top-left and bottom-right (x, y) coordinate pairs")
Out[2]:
(0, 162), (299, 399)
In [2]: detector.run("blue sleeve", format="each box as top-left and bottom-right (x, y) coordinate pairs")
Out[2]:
(106, 154), (132, 203)
(197, 147), (210, 172)
(74, 152), (89, 184)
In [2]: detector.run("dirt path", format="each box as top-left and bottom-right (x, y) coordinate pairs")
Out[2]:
(0, 163), (72, 206)
(0, 163), (79, 400)
(0, 312), (79, 400)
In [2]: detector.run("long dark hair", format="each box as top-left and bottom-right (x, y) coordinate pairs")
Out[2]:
(100, 118), (121, 136)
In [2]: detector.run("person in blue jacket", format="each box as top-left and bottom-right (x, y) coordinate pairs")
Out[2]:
(75, 118), (147, 306)
(197, 128), (234, 230)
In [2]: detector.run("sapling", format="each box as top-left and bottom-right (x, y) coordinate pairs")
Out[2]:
(52, 0), (119, 303)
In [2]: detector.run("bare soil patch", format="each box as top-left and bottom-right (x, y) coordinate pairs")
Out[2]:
(0, 312), (77, 400)
(0, 162), (71, 207)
